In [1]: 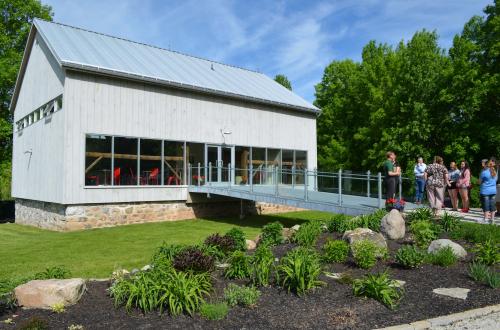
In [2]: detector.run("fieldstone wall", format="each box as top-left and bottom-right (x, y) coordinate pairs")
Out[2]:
(15, 198), (303, 231)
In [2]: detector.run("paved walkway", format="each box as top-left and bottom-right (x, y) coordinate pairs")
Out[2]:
(439, 208), (499, 226)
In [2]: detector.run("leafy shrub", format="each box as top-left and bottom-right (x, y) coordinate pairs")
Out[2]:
(428, 246), (457, 267)
(473, 239), (499, 266)
(199, 302), (229, 320)
(109, 266), (211, 315)
(276, 247), (324, 295)
(172, 246), (214, 272)
(197, 243), (226, 261)
(261, 222), (284, 246)
(224, 251), (251, 279)
(224, 284), (260, 307)
(450, 222), (500, 244)
(394, 246), (427, 268)
(204, 233), (236, 256)
(225, 227), (247, 251)
(322, 239), (349, 263)
(326, 214), (350, 233)
(352, 271), (404, 309)
(17, 316), (49, 330)
(292, 221), (322, 247)
(35, 266), (71, 280)
(351, 240), (386, 269)
(250, 244), (274, 286)
(358, 210), (386, 232)
(152, 243), (184, 263)
(406, 208), (433, 223)
(486, 271), (500, 289)
(468, 262), (490, 282)
(410, 220), (438, 247)
(441, 212), (460, 232)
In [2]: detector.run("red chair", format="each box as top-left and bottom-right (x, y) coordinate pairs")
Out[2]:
(168, 175), (181, 185)
(114, 167), (121, 185)
(148, 168), (160, 185)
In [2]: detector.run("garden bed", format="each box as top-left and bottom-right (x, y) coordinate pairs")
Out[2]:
(2, 211), (499, 329)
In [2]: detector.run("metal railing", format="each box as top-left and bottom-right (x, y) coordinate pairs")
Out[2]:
(187, 163), (414, 209)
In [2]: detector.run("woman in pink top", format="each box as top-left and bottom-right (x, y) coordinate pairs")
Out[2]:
(456, 160), (471, 212)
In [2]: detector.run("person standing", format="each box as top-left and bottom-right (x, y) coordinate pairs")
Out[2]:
(479, 159), (498, 223)
(424, 156), (449, 216)
(456, 160), (471, 213)
(447, 161), (460, 210)
(414, 157), (427, 204)
(384, 151), (400, 199)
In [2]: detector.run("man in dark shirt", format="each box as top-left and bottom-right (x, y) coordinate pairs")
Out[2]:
(384, 151), (399, 199)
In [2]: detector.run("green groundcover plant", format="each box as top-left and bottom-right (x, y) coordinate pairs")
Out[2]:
(410, 220), (438, 248)
(472, 239), (499, 266)
(223, 284), (260, 307)
(276, 247), (324, 295)
(322, 239), (349, 263)
(394, 246), (427, 269)
(199, 302), (229, 320)
(224, 251), (251, 279)
(225, 228), (247, 252)
(261, 222), (284, 246)
(427, 246), (457, 267)
(352, 271), (404, 309)
(351, 240), (387, 269)
(468, 262), (500, 289)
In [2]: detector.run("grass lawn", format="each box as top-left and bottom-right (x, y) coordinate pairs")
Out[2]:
(0, 211), (331, 281)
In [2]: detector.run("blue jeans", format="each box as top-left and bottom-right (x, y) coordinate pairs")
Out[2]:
(481, 194), (496, 212)
(415, 177), (426, 202)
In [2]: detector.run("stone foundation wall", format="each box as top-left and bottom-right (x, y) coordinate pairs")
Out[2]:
(15, 198), (303, 231)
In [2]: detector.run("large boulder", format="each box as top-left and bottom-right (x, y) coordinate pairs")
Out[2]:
(381, 209), (405, 240)
(246, 239), (257, 250)
(15, 279), (86, 309)
(342, 227), (387, 251)
(427, 239), (467, 259)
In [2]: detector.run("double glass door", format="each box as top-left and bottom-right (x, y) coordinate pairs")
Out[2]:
(206, 145), (233, 183)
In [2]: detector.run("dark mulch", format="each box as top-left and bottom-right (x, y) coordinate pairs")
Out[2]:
(2, 232), (500, 330)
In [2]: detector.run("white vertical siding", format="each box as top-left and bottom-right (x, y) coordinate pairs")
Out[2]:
(63, 71), (317, 205)
(11, 33), (65, 203)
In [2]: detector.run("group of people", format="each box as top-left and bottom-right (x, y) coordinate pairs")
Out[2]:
(384, 151), (498, 223)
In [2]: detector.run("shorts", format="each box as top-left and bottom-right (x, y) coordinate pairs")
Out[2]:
(480, 194), (497, 212)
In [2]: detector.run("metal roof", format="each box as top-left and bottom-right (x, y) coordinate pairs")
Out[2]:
(31, 19), (319, 113)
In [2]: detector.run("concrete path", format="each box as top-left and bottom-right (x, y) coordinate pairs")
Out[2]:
(377, 304), (500, 330)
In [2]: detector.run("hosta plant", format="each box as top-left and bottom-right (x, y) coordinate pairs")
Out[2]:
(276, 247), (325, 295)
(352, 271), (404, 309)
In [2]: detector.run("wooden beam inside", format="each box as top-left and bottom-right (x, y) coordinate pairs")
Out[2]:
(85, 156), (103, 173)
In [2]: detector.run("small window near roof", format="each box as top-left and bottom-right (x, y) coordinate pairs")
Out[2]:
(33, 111), (39, 122)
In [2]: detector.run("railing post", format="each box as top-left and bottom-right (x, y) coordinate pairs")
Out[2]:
(338, 169), (343, 206)
(197, 162), (201, 187)
(208, 162), (212, 186)
(274, 166), (279, 197)
(367, 170), (371, 197)
(398, 174), (402, 200)
(378, 172), (383, 209)
(292, 166), (295, 189)
(250, 167), (254, 192)
(313, 167), (317, 191)
(304, 169), (309, 201)
(188, 163), (192, 185)
(228, 163), (231, 188)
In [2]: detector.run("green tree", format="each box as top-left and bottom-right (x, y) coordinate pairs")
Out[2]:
(0, 0), (52, 199)
(274, 74), (292, 90)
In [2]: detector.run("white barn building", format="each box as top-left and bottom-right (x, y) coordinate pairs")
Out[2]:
(11, 19), (319, 231)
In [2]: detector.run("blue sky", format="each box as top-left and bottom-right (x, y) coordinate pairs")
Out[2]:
(43, 0), (492, 103)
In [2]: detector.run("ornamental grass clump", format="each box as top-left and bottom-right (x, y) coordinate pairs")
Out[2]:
(351, 240), (387, 269)
(276, 247), (324, 295)
(250, 244), (274, 286)
(428, 246), (457, 267)
(292, 221), (322, 247)
(224, 284), (260, 307)
(199, 302), (229, 320)
(224, 251), (251, 279)
(468, 262), (500, 289)
(261, 222), (284, 246)
(441, 212), (461, 232)
(322, 239), (349, 263)
(394, 246), (427, 269)
(352, 271), (404, 309)
(406, 207), (433, 223)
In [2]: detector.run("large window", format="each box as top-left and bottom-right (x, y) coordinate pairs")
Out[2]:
(85, 135), (112, 186)
(164, 141), (184, 185)
(282, 149), (294, 184)
(187, 143), (205, 185)
(266, 149), (281, 184)
(295, 150), (307, 184)
(140, 139), (162, 185)
(114, 137), (138, 185)
(235, 146), (250, 185)
(252, 147), (266, 184)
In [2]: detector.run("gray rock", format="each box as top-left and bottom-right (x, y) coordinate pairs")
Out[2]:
(428, 239), (467, 259)
(291, 225), (301, 231)
(246, 239), (256, 250)
(324, 272), (342, 280)
(381, 209), (405, 240)
(343, 227), (388, 251)
(15, 279), (86, 309)
(433, 287), (470, 300)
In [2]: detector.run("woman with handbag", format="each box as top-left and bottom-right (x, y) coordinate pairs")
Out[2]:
(424, 156), (449, 216)
(456, 160), (471, 213)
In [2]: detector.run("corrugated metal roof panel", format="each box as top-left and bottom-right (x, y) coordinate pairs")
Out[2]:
(33, 19), (319, 113)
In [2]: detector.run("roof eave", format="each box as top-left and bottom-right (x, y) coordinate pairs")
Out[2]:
(62, 61), (320, 115)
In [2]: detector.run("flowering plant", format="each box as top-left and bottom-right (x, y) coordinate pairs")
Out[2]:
(385, 198), (405, 211)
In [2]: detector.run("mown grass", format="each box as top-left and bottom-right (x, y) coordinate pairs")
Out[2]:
(0, 211), (329, 280)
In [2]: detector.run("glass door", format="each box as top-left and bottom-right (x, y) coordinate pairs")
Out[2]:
(206, 145), (233, 183)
